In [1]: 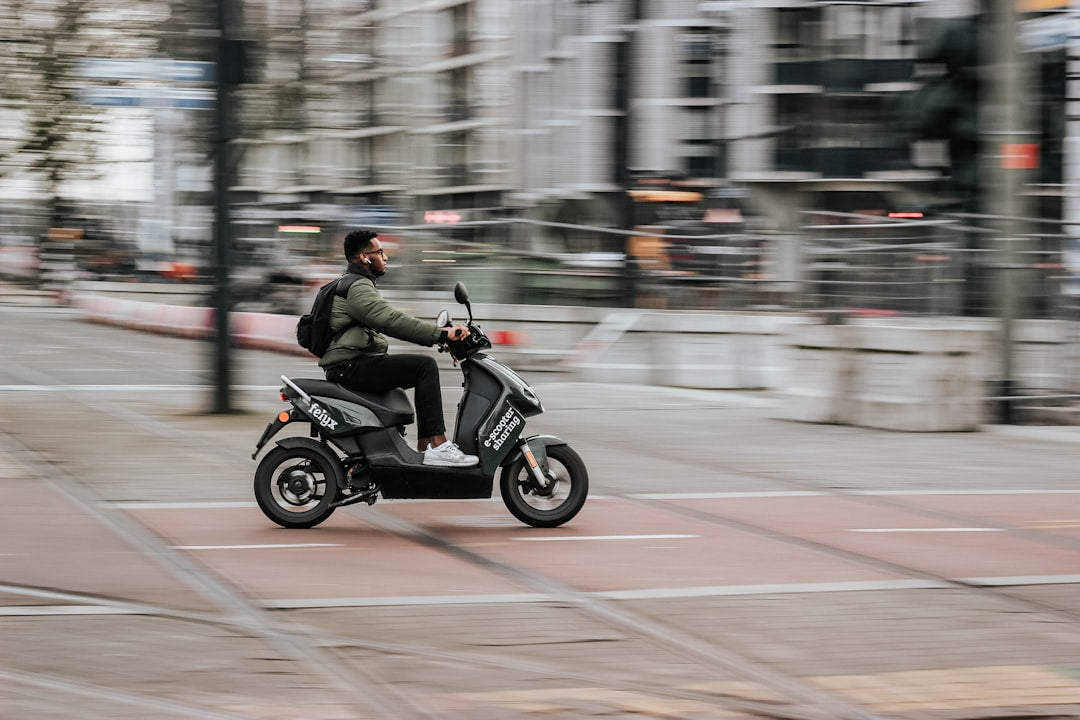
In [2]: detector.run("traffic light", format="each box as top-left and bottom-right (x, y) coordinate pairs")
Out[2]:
(908, 17), (980, 205)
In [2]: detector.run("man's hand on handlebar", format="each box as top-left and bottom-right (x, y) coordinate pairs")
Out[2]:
(442, 323), (471, 342)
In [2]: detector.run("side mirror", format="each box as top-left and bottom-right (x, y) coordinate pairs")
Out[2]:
(454, 282), (469, 305)
(436, 310), (450, 327)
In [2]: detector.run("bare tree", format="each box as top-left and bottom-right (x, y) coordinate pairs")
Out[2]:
(0, 0), (163, 228)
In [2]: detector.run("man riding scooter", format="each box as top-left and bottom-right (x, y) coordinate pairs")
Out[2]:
(319, 229), (478, 467)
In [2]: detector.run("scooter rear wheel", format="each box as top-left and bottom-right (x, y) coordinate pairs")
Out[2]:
(254, 446), (338, 529)
(500, 444), (588, 528)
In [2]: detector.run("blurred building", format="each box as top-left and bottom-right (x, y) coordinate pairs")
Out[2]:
(230, 0), (513, 223)
(3, 0), (1070, 256)
(225, 0), (1068, 230)
(229, 0), (735, 226)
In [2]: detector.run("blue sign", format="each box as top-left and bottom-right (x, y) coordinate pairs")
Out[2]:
(346, 206), (403, 225)
(80, 86), (215, 110)
(169, 61), (215, 84)
(79, 59), (214, 83)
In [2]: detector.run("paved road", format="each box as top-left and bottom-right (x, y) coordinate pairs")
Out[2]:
(2, 304), (1080, 719)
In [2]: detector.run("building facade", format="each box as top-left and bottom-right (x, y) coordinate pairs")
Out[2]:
(230, 0), (1069, 230)
(9, 0), (1059, 247)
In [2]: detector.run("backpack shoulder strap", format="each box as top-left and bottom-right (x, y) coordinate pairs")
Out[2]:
(328, 273), (367, 345)
(335, 273), (362, 297)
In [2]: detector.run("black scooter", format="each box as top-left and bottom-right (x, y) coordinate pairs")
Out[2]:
(252, 282), (588, 529)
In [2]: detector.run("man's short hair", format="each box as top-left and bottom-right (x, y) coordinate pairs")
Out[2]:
(343, 229), (378, 262)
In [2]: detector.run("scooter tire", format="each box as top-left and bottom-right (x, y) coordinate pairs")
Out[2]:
(500, 443), (588, 528)
(254, 445), (338, 529)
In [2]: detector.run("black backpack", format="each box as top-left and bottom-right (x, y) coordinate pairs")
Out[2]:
(296, 273), (362, 357)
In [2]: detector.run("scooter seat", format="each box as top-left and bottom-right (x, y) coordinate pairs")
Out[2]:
(290, 378), (415, 427)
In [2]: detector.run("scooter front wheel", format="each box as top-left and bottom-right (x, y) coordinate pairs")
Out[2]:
(254, 446), (339, 529)
(500, 444), (588, 528)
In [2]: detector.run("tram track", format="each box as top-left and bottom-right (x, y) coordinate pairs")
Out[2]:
(642, 491), (1080, 624)
(0, 432), (885, 720)
(0, 576), (838, 720)
(0, 350), (880, 717)
(346, 505), (887, 720)
(0, 665), (257, 720)
(0, 349), (886, 718)
(0, 429), (444, 720)
(600, 440), (1080, 626)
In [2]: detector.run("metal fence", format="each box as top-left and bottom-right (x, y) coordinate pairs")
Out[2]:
(797, 211), (1072, 320)
(0, 203), (49, 283)
(2, 206), (1077, 397)
(362, 214), (1075, 319)
(368, 214), (1079, 400)
(2, 207), (1074, 321)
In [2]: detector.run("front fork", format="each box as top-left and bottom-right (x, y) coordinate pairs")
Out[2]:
(515, 438), (554, 488)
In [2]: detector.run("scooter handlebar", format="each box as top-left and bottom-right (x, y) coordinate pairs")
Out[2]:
(442, 322), (491, 360)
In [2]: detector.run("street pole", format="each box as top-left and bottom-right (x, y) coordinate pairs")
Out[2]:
(1066, 1), (1080, 298)
(211, 0), (233, 413)
(615, 1), (642, 308)
(986, 1), (1035, 423)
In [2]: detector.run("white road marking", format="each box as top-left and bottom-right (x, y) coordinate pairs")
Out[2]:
(851, 488), (1080, 496)
(0, 384), (281, 392)
(634, 489), (1080, 499)
(106, 490), (1080, 511)
(0, 605), (140, 616)
(849, 527), (1004, 533)
(261, 580), (948, 609)
(258, 574), (1080, 609)
(266, 593), (553, 609)
(6, 576), (1080, 615)
(514, 534), (698, 542)
(591, 580), (947, 600)
(638, 491), (826, 500)
(960, 574), (1080, 586)
(110, 501), (258, 509)
(172, 543), (343, 551)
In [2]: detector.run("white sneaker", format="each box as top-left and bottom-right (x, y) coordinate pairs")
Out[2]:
(423, 441), (479, 467)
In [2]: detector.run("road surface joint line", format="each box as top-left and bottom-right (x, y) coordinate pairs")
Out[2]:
(172, 543), (344, 550)
(514, 533), (699, 542)
(848, 527), (1005, 533)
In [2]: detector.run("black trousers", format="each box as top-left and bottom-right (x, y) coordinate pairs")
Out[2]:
(325, 353), (446, 438)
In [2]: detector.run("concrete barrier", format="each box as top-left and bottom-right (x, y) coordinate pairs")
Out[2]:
(776, 319), (988, 431)
(68, 292), (807, 390)
(66, 291), (1075, 430)
(567, 311), (806, 390)
(396, 300), (809, 389)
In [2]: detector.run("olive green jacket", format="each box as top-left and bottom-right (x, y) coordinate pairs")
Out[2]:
(318, 273), (442, 367)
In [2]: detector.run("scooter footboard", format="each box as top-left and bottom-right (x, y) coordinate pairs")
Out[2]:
(376, 465), (492, 500)
(358, 428), (494, 499)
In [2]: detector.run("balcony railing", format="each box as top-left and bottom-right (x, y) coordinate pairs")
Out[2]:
(775, 146), (910, 177)
(444, 101), (471, 122)
(774, 58), (914, 89)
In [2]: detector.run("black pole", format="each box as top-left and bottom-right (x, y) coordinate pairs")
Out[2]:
(211, 0), (233, 413)
(615, 2), (642, 308)
(985, 0), (1032, 424)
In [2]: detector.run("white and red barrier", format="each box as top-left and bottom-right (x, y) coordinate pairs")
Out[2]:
(68, 293), (309, 356)
(67, 293), (534, 362)
(231, 311), (308, 355)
